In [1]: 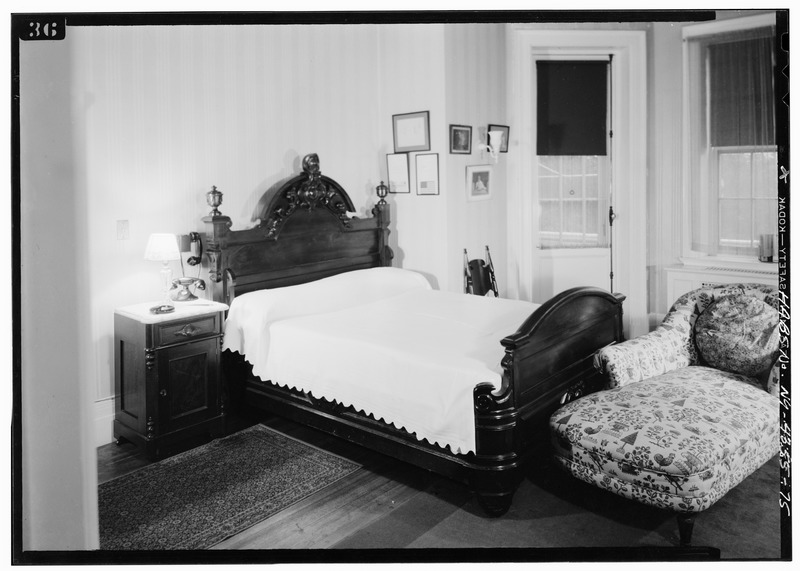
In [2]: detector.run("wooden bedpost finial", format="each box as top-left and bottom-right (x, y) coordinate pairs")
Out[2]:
(206, 185), (223, 217)
(376, 180), (388, 205)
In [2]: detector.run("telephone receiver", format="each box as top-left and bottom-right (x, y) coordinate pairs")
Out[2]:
(170, 276), (206, 302)
(186, 231), (203, 266)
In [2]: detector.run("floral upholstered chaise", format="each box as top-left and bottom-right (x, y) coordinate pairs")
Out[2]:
(549, 283), (782, 546)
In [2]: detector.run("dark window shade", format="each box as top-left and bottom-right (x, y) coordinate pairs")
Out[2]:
(537, 61), (608, 156)
(709, 35), (775, 147)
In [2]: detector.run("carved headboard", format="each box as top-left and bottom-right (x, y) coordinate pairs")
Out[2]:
(200, 153), (393, 305)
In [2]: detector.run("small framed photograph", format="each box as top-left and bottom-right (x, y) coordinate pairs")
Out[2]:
(449, 124), (472, 154)
(387, 153), (410, 194)
(415, 153), (439, 196)
(487, 124), (510, 152)
(392, 110), (430, 153)
(466, 165), (492, 201)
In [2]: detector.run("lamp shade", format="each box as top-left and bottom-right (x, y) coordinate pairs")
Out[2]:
(144, 233), (180, 262)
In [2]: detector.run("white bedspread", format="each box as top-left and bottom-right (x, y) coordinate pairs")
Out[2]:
(223, 268), (539, 454)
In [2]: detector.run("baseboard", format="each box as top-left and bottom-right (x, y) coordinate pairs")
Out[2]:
(94, 397), (115, 447)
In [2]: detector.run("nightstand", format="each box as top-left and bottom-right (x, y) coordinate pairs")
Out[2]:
(113, 300), (229, 459)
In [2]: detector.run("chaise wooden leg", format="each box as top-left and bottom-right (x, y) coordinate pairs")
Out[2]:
(677, 513), (696, 546)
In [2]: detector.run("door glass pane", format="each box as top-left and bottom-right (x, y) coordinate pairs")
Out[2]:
(563, 201), (584, 234)
(539, 172), (561, 201)
(584, 173), (599, 198)
(540, 201), (560, 233)
(586, 200), (599, 235)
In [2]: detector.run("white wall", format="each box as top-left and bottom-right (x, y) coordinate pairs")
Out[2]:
(376, 25), (451, 289)
(18, 22), (512, 549)
(444, 24), (508, 296)
(71, 24), (386, 405)
(20, 36), (99, 550)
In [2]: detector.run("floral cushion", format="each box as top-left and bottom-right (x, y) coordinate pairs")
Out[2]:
(694, 294), (779, 377)
(550, 366), (779, 514)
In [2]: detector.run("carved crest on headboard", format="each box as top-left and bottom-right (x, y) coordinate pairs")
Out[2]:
(262, 153), (355, 240)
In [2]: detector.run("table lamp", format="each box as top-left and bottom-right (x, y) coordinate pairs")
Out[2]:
(144, 233), (180, 314)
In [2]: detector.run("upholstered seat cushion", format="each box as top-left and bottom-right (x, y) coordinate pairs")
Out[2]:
(550, 367), (779, 514)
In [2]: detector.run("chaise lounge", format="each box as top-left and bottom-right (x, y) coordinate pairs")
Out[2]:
(549, 283), (782, 546)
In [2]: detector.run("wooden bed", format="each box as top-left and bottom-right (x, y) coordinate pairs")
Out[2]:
(200, 153), (626, 515)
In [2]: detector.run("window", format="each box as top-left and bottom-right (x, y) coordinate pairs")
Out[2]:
(536, 60), (611, 249)
(685, 17), (776, 258)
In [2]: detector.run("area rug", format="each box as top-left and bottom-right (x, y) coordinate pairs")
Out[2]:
(98, 424), (360, 550)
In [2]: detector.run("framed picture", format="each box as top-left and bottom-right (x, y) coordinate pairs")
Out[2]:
(466, 165), (492, 201)
(386, 153), (410, 194)
(415, 153), (439, 196)
(449, 124), (472, 154)
(487, 124), (510, 152)
(392, 110), (430, 153)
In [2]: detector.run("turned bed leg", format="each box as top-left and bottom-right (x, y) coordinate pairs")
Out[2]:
(677, 513), (696, 546)
(476, 491), (514, 517)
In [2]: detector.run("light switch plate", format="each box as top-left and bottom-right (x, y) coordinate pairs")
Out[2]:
(116, 220), (129, 240)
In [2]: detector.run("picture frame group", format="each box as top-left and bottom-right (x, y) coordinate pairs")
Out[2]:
(389, 111), (505, 201)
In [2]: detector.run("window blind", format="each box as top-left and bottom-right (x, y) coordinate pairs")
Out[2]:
(708, 34), (775, 147)
(536, 61), (609, 156)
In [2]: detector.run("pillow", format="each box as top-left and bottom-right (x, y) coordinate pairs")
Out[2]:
(694, 294), (780, 377)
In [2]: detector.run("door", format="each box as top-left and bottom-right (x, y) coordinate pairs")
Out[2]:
(534, 58), (614, 297)
(506, 29), (648, 338)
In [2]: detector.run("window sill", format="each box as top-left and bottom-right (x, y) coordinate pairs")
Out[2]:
(678, 256), (778, 275)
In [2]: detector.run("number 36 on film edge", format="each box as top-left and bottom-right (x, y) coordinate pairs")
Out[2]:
(19, 17), (67, 41)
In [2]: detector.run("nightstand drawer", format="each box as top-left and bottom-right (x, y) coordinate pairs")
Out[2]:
(154, 314), (220, 347)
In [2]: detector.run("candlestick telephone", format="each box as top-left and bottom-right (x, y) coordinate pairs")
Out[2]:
(170, 232), (206, 302)
(186, 231), (203, 266)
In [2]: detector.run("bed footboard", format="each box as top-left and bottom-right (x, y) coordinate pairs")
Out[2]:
(468, 287), (626, 513)
(503, 286), (626, 412)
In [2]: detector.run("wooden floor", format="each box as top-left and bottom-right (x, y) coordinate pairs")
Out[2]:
(98, 413), (461, 551)
(98, 411), (784, 559)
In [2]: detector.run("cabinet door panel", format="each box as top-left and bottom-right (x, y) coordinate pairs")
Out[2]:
(118, 338), (145, 424)
(158, 338), (220, 434)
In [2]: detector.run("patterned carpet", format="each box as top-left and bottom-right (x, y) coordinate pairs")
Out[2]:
(98, 424), (361, 550)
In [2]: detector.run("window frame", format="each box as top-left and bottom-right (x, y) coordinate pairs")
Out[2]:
(681, 12), (777, 265)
